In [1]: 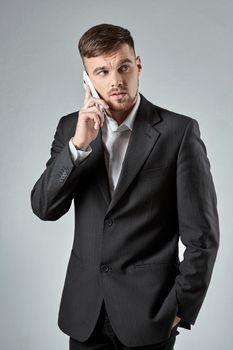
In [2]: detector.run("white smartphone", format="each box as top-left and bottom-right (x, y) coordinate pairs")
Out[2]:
(83, 70), (105, 115)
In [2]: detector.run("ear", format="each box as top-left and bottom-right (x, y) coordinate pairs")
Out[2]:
(136, 56), (142, 73)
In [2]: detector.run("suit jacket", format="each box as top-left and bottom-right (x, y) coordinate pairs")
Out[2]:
(30, 93), (219, 346)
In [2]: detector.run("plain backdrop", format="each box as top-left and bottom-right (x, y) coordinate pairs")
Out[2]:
(0, 1), (232, 349)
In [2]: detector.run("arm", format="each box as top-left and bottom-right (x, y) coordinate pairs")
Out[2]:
(30, 116), (92, 221)
(175, 118), (220, 327)
(31, 85), (109, 221)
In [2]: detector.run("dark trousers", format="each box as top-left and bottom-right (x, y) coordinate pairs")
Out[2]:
(69, 302), (180, 350)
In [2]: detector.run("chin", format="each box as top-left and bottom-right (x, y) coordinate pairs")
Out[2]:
(108, 95), (134, 111)
(110, 102), (130, 113)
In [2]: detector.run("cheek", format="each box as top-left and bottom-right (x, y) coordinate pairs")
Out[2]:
(127, 74), (139, 92)
(95, 83), (107, 98)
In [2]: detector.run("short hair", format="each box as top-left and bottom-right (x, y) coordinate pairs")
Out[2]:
(78, 23), (135, 60)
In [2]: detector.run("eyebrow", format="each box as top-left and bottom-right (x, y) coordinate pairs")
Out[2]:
(92, 58), (133, 75)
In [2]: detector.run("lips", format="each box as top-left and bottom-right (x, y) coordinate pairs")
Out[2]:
(110, 93), (127, 100)
(110, 91), (127, 99)
(109, 91), (127, 96)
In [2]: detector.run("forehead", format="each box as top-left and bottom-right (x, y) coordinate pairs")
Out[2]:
(84, 44), (135, 70)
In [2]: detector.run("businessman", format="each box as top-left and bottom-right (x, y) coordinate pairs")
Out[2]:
(31, 24), (220, 350)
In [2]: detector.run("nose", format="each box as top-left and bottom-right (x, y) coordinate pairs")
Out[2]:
(110, 70), (123, 88)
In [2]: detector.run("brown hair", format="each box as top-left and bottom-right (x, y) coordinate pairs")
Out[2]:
(78, 23), (135, 60)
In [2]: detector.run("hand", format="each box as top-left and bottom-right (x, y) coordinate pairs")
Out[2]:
(171, 315), (181, 329)
(72, 85), (110, 150)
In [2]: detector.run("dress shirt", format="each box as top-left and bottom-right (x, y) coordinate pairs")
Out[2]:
(69, 93), (141, 197)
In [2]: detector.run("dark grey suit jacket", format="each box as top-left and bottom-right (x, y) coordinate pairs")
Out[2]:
(30, 93), (219, 346)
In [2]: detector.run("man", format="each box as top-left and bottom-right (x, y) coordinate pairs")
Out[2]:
(30, 24), (220, 350)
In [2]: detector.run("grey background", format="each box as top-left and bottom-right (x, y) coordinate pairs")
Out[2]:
(0, 0), (232, 349)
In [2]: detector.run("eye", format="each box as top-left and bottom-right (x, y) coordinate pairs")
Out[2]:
(119, 65), (129, 72)
(98, 70), (108, 76)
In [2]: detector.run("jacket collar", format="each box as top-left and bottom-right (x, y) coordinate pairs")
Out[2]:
(89, 92), (162, 215)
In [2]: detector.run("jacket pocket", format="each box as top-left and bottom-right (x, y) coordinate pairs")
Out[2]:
(140, 165), (168, 176)
(134, 261), (172, 269)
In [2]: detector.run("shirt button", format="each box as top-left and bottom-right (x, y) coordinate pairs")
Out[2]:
(101, 265), (110, 272)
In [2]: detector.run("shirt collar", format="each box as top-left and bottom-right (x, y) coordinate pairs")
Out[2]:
(105, 93), (141, 133)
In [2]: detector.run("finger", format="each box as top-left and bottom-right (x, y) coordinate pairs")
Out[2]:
(84, 84), (91, 105)
(86, 96), (109, 110)
(89, 113), (101, 130)
(82, 106), (105, 126)
(82, 111), (103, 129)
(89, 106), (105, 125)
(91, 112), (104, 129)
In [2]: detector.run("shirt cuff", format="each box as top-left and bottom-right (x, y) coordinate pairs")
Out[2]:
(68, 138), (92, 165)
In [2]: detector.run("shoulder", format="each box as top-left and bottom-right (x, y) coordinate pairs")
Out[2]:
(54, 111), (79, 140)
(155, 104), (194, 125)
(59, 110), (79, 125)
(140, 94), (199, 134)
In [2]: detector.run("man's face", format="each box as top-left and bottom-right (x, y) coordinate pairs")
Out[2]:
(83, 44), (142, 117)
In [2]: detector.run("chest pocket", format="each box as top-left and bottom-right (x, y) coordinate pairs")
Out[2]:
(139, 165), (168, 177)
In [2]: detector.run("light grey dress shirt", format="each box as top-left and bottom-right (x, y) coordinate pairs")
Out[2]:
(69, 93), (141, 198)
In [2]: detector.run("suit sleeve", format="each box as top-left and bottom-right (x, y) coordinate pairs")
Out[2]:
(175, 118), (220, 328)
(30, 116), (91, 221)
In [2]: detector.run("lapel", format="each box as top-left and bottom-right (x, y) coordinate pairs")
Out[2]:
(90, 93), (162, 216)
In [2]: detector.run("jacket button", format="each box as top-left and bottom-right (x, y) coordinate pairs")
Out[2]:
(107, 219), (113, 226)
(101, 265), (109, 272)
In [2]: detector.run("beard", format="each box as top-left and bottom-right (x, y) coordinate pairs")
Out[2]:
(106, 83), (139, 117)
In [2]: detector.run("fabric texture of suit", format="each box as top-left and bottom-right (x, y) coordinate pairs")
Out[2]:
(30, 93), (219, 347)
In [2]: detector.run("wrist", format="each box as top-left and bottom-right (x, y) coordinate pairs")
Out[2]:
(71, 137), (89, 151)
